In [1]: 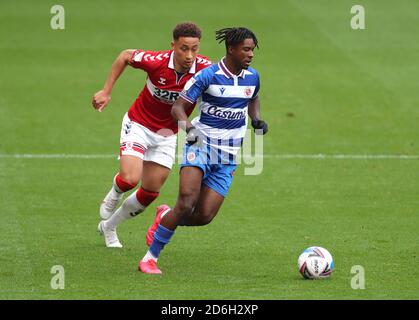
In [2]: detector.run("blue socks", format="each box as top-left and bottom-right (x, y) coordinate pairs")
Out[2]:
(149, 224), (174, 258)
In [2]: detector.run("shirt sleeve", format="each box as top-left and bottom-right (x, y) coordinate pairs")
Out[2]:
(251, 73), (260, 100)
(129, 49), (163, 73)
(179, 68), (212, 104)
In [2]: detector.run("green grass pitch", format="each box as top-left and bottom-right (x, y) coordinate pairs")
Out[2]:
(1, 0), (418, 299)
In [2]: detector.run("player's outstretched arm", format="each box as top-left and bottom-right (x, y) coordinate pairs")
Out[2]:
(248, 96), (268, 135)
(92, 49), (135, 112)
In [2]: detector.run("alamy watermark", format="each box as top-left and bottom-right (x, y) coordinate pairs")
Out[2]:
(350, 265), (365, 289)
(173, 123), (265, 176)
(50, 5), (65, 30)
(50, 265), (65, 289)
(351, 5), (366, 30)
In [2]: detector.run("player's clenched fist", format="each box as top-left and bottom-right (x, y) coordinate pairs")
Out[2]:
(92, 90), (111, 112)
(186, 126), (200, 145)
(251, 119), (268, 135)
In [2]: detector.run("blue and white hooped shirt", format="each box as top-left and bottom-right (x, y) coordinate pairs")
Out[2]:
(180, 58), (260, 163)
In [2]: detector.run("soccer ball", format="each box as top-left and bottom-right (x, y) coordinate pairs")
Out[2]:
(298, 246), (334, 279)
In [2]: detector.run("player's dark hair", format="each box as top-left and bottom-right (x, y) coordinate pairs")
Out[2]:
(215, 27), (258, 49)
(173, 22), (202, 40)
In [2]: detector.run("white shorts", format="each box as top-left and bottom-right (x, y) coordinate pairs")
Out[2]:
(119, 113), (177, 169)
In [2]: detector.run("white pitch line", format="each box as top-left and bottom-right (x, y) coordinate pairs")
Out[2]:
(264, 154), (419, 160)
(0, 154), (418, 160)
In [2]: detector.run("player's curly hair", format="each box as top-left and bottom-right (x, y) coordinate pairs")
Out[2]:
(173, 22), (202, 40)
(215, 27), (259, 49)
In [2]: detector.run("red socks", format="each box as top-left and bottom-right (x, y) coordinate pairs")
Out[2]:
(114, 174), (159, 207)
(136, 187), (159, 207)
(114, 174), (136, 192)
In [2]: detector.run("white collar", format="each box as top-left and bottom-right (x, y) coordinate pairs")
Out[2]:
(168, 51), (196, 74)
(218, 58), (249, 79)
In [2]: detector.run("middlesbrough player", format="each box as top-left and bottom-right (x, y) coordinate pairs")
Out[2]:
(138, 27), (268, 274)
(92, 23), (211, 248)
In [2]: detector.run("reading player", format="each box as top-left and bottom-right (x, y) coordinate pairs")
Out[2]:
(138, 27), (268, 274)
(92, 23), (211, 247)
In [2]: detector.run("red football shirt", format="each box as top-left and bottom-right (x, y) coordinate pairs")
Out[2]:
(127, 50), (212, 135)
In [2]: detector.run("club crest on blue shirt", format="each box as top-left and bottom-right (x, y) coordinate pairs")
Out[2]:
(187, 151), (196, 162)
(244, 87), (253, 98)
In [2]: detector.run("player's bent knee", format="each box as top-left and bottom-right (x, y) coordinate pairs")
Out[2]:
(118, 173), (140, 187)
(176, 201), (194, 217)
(176, 195), (197, 217)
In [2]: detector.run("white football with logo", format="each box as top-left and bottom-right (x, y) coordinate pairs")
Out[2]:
(298, 246), (334, 279)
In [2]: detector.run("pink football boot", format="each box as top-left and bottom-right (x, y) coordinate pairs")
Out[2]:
(138, 259), (162, 275)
